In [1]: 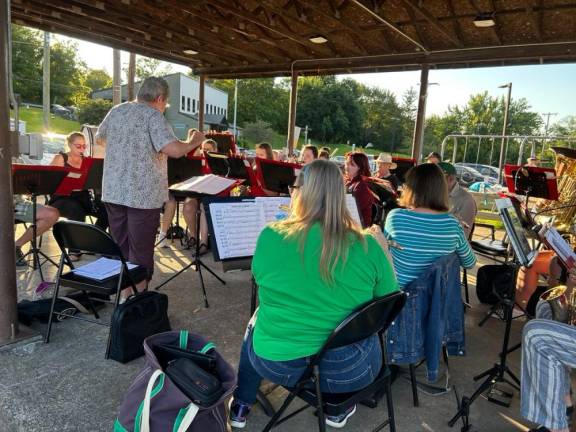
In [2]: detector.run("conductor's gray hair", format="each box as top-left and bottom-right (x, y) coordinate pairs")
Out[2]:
(137, 77), (170, 102)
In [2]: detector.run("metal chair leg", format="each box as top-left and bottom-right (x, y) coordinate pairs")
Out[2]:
(386, 378), (396, 432)
(409, 364), (419, 407)
(44, 277), (62, 344)
(262, 389), (299, 432)
(314, 366), (326, 432)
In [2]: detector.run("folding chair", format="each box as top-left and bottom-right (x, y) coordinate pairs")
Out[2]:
(44, 220), (148, 358)
(263, 291), (407, 432)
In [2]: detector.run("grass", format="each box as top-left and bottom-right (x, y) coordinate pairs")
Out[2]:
(475, 217), (504, 229)
(11, 106), (81, 134)
(242, 131), (410, 157)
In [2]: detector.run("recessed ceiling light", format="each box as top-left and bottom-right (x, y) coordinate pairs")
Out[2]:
(473, 13), (495, 28)
(183, 49), (199, 55)
(309, 35), (328, 44)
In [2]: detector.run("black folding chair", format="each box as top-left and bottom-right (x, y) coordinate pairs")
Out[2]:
(263, 291), (407, 432)
(44, 220), (148, 358)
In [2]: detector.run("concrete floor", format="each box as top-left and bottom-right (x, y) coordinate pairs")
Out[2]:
(0, 226), (537, 432)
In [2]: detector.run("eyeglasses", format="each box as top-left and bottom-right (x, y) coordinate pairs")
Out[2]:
(73, 143), (87, 149)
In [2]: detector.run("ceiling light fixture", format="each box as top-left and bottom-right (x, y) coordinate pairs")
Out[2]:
(309, 35), (328, 44)
(473, 12), (496, 28)
(183, 49), (199, 55)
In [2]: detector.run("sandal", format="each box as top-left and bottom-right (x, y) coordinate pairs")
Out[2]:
(197, 243), (209, 256)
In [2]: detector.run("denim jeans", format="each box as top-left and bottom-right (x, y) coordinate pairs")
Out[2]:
(233, 324), (383, 406)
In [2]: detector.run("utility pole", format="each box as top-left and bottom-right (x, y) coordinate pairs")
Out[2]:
(233, 79), (238, 140)
(497, 82), (512, 183)
(42, 32), (50, 132)
(127, 53), (136, 101)
(112, 49), (121, 105)
(540, 112), (558, 159)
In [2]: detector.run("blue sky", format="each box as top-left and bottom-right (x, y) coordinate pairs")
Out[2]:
(66, 35), (576, 126)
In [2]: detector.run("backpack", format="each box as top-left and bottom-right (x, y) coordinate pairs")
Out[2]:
(17, 292), (108, 325)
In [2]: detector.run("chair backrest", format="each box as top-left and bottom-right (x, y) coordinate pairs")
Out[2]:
(317, 291), (407, 358)
(53, 220), (125, 259)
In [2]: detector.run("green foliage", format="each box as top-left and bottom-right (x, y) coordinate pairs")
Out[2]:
(50, 39), (88, 105)
(13, 106), (80, 134)
(242, 120), (275, 144)
(134, 56), (173, 80)
(85, 69), (112, 92)
(77, 98), (112, 126)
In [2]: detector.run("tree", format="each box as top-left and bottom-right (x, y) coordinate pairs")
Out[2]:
(134, 56), (173, 80)
(242, 120), (275, 144)
(77, 98), (112, 125)
(11, 25), (43, 103)
(358, 86), (403, 152)
(85, 69), (112, 92)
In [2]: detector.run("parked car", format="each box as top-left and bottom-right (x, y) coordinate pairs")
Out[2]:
(457, 163), (499, 184)
(454, 165), (484, 187)
(50, 104), (73, 120)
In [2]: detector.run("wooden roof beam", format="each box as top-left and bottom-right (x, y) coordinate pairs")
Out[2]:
(445, 0), (465, 46)
(526, 0), (543, 43)
(396, 0), (463, 47)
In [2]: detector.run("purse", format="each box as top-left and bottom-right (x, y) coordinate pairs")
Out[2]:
(109, 291), (171, 363)
(165, 358), (223, 407)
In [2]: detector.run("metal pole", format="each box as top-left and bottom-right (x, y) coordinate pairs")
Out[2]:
(497, 83), (512, 183)
(233, 79), (238, 140)
(112, 49), (121, 105)
(540, 112), (557, 160)
(0, 0), (19, 343)
(475, 137), (482, 165)
(411, 64), (429, 162)
(489, 137), (495, 165)
(198, 75), (205, 132)
(287, 70), (299, 156)
(127, 52), (136, 101)
(42, 32), (50, 132)
(463, 137), (468, 163)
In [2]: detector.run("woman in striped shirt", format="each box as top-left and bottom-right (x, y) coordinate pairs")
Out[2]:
(384, 163), (476, 287)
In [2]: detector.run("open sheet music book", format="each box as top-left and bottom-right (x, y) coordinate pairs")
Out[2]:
(541, 226), (576, 270)
(72, 257), (137, 280)
(206, 195), (361, 261)
(171, 174), (238, 195)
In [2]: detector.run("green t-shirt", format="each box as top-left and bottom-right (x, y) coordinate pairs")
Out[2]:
(252, 223), (399, 361)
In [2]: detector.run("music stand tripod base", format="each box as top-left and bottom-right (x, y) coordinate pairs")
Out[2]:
(485, 383), (514, 407)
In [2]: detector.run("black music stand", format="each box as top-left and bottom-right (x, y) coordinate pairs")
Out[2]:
(504, 164), (558, 210)
(205, 153), (252, 186)
(154, 190), (226, 307)
(166, 157), (204, 246)
(258, 160), (298, 195)
(83, 158), (104, 191)
(13, 168), (68, 281)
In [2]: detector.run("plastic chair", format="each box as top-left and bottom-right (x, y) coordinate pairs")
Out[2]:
(44, 220), (148, 358)
(262, 291), (407, 432)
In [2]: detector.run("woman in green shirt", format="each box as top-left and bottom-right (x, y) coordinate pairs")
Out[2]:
(229, 160), (398, 429)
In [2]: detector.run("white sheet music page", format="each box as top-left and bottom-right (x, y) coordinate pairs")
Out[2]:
(171, 174), (237, 195)
(346, 194), (362, 226)
(72, 257), (137, 280)
(255, 197), (291, 223)
(544, 227), (576, 269)
(209, 201), (266, 259)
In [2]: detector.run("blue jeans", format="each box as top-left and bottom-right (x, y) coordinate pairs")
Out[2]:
(234, 325), (383, 405)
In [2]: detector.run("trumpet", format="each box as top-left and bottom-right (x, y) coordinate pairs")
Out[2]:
(539, 285), (576, 325)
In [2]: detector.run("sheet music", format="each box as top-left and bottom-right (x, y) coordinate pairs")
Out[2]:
(346, 194), (362, 226)
(72, 257), (137, 280)
(255, 197), (291, 223)
(171, 174), (236, 195)
(209, 201), (266, 259)
(544, 227), (576, 270)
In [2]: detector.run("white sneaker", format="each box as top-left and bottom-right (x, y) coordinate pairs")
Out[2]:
(156, 233), (168, 248)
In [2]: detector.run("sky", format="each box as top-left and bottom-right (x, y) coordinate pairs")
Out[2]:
(63, 35), (576, 126)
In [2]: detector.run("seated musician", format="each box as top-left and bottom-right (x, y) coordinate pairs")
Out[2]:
(345, 152), (376, 228)
(252, 142), (278, 197)
(158, 139), (217, 250)
(384, 163), (476, 289)
(229, 159), (398, 429)
(301, 144), (318, 165)
(14, 196), (60, 267)
(318, 149), (330, 160)
(438, 162), (477, 238)
(374, 153), (401, 193)
(521, 267), (576, 432)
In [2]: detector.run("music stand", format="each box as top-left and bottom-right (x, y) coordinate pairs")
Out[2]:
(83, 158), (104, 191)
(255, 159), (301, 195)
(448, 198), (537, 431)
(12, 165), (69, 281)
(504, 164), (558, 209)
(166, 157), (204, 245)
(205, 152), (253, 187)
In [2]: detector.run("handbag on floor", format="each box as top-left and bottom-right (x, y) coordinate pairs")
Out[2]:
(109, 291), (171, 363)
(114, 330), (237, 432)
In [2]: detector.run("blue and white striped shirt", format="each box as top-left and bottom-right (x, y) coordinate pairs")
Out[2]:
(384, 209), (477, 288)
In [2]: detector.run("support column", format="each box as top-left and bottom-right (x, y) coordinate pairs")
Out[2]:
(411, 64), (429, 163)
(127, 53), (136, 101)
(198, 75), (205, 132)
(112, 49), (121, 105)
(42, 32), (50, 132)
(287, 71), (299, 156)
(0, 0), (19, 344)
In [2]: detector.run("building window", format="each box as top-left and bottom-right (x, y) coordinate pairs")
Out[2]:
(192, 99), (196, 112)
(181, 96), (185, 110)
(206, 103), (208, 113)
(187, 98), (191, 112)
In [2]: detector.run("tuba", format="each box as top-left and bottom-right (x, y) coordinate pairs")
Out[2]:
(539, 147), (576, 235)
(539, 285), (576, 325)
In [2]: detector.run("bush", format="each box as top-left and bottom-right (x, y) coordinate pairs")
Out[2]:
(77, 98), (113, 125)
(242, 120), (274, 144)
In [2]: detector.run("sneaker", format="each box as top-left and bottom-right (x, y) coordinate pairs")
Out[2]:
(156, 233), (168, 248)
(325, 404), (357, 429)
(229, 400), (251, 429)
(15, 246), (26, 267)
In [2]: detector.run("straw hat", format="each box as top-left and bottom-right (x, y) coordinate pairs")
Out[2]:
(375, 153), (397, 169)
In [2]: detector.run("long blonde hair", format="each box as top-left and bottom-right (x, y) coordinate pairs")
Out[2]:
(275, 160), (365, 283)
